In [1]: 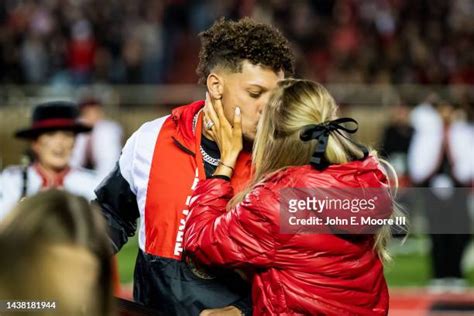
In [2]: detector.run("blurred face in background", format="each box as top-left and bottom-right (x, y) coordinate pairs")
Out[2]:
(80, 104), (104, 126)
(32, 130), (75, 171)
(390, 104), (411, 125)
(209, 60), (284, 142)
(437, 102), (455, 124)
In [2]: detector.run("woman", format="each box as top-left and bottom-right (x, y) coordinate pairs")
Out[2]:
(184, 79), (399, 315)
(0, 101), (99, 221)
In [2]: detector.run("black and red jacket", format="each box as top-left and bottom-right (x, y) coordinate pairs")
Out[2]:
(95, 101), (252, 315)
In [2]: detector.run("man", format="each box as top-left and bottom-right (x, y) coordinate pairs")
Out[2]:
(0, 101), (99, 220)
(95, 18), (295, 315)
(70, 98), (123, 179)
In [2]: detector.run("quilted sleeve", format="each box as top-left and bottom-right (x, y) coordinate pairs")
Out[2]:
(183, 178), (278, 268)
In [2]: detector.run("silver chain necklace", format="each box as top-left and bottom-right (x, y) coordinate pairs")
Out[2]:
(193, 109), (220, 167)
(200, 146), (220, 166)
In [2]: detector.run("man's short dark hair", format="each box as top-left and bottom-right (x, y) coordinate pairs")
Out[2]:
(196, 18), (295, 84)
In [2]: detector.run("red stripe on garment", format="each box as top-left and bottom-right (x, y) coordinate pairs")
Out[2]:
(143, 111), (252, 259)
(32, 119), (76, 129)
(144, 116), (204, 259)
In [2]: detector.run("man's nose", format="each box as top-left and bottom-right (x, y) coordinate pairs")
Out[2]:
(257, 94), (271, 114)
(254, 105), (263, 120)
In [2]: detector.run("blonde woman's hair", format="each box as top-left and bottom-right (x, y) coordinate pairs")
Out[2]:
(230, 79), (404, 262)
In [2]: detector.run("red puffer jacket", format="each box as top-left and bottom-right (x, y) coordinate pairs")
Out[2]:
(184, 157), (391, 315)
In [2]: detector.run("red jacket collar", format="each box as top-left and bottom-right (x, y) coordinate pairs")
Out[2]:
(170, 100), (205, 155)
(169, 99), (252, 189)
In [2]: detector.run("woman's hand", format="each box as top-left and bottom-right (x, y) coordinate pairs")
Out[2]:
(203, 93), (242, 177)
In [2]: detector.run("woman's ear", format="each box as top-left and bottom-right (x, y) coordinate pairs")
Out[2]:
(206, 73), (223, 100)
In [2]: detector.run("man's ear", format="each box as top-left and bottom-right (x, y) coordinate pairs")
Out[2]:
(206, 73), (224, 100)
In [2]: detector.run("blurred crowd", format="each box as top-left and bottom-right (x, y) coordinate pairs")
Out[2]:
(1, 0), (474, 86)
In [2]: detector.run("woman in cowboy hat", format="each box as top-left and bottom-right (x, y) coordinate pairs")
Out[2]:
(0, 101), (100, 221)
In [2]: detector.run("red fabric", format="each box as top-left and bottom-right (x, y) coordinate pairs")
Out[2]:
(112, 256), (121, 295)
(68, 39), (96, 71)
(32, 118), (76, 129)
(184, 157), (391, 315)
(144, 101), (252, 259)
(34, 163), (70, 189)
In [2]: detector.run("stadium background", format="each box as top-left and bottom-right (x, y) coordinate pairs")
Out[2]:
(0, 0), (473, 314)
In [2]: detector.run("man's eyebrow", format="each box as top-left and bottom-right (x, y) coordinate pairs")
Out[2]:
(246, 84), (268, 91)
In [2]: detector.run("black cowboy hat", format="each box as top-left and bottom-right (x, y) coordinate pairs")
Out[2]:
(14, 101), (92, 139)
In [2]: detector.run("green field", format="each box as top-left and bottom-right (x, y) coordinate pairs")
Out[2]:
(117, 236), (474, 287)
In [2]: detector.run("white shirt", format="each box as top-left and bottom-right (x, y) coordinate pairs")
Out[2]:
(408, 103), (474, 184)
(0, 165), (100, 221)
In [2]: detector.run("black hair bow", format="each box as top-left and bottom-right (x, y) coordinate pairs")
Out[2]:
(300, 117), (367, 170)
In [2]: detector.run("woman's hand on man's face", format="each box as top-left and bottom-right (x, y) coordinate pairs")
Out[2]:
(203, 93), (243, 176)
